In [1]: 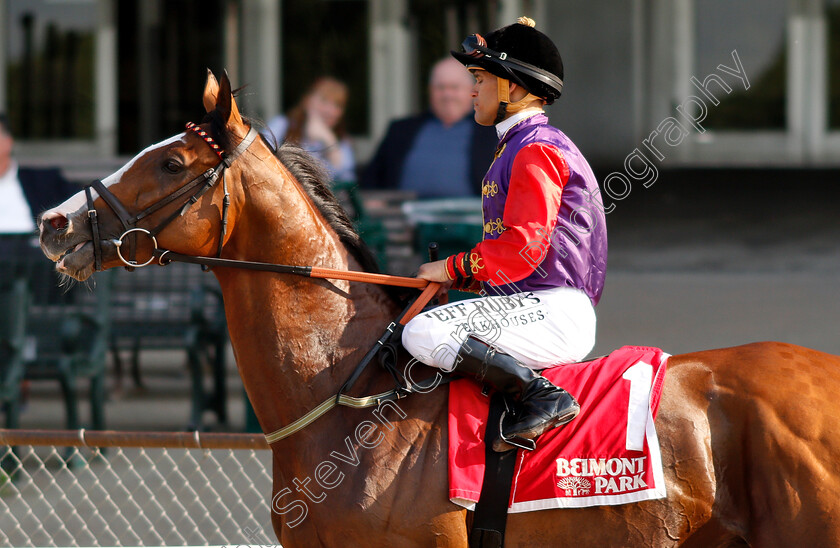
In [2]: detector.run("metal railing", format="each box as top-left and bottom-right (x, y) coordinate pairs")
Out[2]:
(0, 430), (278, 547)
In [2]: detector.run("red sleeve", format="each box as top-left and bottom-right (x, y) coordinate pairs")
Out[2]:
(446, 143), (570, 285)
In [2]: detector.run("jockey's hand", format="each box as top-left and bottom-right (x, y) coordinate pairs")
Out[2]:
(417, 260), (450, 282)
(417, 260), (454, 300)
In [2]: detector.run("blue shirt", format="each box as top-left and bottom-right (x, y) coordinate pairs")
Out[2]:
(398, 117), (473, 198)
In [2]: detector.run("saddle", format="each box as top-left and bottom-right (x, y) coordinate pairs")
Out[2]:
(450, 346), (670, 547)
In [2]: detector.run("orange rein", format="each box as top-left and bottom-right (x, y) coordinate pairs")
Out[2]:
(310, 266), (439, 325)
(298, 266), (440, 326)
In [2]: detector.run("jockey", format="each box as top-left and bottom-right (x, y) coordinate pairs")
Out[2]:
(402, 17), (608, 452)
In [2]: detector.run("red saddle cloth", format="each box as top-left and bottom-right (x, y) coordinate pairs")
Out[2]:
(448, 345), (669, 512)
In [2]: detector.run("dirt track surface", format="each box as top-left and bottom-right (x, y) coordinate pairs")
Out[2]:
(595, 272), (839, 357)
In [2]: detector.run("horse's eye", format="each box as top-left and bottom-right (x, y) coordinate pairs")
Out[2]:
(163, 160), (183, 174)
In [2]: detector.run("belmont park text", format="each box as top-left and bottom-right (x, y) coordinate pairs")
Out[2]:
(556, 456), (648, 495)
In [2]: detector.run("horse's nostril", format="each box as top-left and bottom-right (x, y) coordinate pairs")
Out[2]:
(49, 215), (69, 231)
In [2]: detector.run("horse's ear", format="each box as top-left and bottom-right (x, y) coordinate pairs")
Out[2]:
(217, 70), (244, 129)
(203, 69), (220, 113)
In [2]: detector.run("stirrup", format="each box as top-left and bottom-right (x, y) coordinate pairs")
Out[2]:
(495, 411), (535, 452)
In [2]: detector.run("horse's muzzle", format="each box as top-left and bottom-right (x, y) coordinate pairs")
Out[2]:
(39, 208), (100, 280)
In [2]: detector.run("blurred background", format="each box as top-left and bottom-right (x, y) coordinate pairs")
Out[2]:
(4, 0), (837, 167)
(0, 0), (838, 433)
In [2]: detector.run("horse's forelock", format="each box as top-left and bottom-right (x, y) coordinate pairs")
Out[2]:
(201, 110), (233, 152)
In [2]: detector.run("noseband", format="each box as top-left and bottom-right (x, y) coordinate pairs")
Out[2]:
(84, 122), (258, 271)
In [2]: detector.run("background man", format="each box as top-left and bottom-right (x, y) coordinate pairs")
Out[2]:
(0, 114), (75, 233)
(361, 57), (497, 198)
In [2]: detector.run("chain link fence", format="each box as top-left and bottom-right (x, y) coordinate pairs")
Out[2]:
(0, 430), (279, 547)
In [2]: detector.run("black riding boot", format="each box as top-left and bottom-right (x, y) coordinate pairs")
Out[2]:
(456, 335), (580, 452)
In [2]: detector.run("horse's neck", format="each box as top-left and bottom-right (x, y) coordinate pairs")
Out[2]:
(213, 172), (399, 432)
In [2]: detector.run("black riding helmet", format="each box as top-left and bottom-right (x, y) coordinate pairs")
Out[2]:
(451, 17), (564, 104)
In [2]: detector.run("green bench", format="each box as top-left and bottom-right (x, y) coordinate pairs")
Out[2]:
(109, 262), (228, 431)
(0, 235), (227, 431)
(403, 198), (484, 300)
(0, 234), (111, 430)
(0, 278), (28, 429)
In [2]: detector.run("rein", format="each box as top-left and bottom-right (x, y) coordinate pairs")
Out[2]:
(151, 249), (430, 288)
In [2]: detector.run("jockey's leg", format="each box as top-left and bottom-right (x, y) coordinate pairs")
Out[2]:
(402, 287), (594, 451)
(456, 335), (579, 452)
(402, 286), (595, 371)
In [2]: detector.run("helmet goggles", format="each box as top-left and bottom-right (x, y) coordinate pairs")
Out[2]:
(460, 33), (564, 97)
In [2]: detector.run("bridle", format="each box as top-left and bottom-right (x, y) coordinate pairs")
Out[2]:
(80, 118), (448, 445)
(84, 121), (258, 271)
(79, 117), (433, 294)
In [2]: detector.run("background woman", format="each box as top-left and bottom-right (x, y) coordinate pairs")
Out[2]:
(265, 77), (356, 182)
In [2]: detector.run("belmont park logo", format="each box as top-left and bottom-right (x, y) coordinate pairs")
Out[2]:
(556, 457), (648, 496)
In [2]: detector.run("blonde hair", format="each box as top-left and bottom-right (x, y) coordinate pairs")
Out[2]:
(285, 77), (349, 144)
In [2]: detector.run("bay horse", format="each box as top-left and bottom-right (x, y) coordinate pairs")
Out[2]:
(38, 71), (840, 547)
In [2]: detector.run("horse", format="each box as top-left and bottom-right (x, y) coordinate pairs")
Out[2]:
(38, 70), (840, 547)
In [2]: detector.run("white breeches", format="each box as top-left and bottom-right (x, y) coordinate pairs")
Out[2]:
(402, 286), (597, 371)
